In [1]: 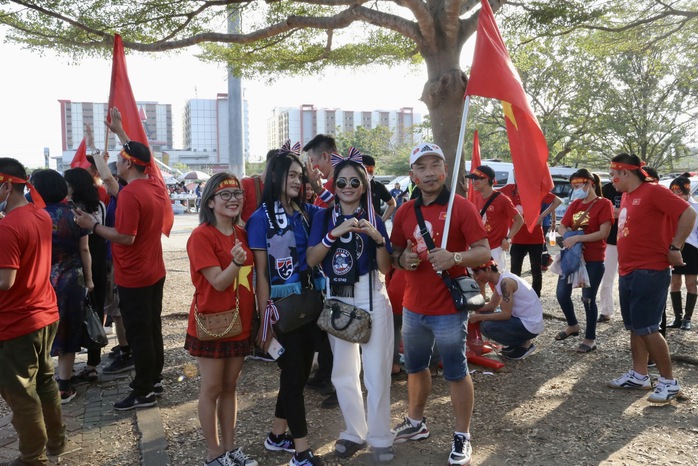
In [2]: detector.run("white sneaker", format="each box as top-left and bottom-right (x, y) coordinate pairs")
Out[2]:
(647, 379), (681, 404)
(448, 433), (472, 465)
(607, 370), (651, 390)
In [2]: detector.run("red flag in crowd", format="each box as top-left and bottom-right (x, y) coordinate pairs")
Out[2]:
(70, 137), (91, 169)
(108, 34), (174, 236)
(468, 130), (482, 202)
(464, 0), (552, 231)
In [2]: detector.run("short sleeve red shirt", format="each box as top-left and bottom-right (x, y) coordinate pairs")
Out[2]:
(561, 197), (614, 262)
(617, 182), (690, 276)
(113, 177), (167, 288)
(186, 224), (256, 341)
(97, 184), (110, 207)
(0, 204), (58, 340)
(472, 192), (518, 248)
(314, 179), (335, 208)
(390, 189), (487, 315)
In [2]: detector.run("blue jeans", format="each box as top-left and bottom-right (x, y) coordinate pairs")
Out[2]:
(556, 261), (605, 340)
(402, 308), (468, 381)
(619, 269), (670, 335)
(480, 317), (538, 347)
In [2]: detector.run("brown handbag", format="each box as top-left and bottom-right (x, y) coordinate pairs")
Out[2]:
(194, 290), (243, 341)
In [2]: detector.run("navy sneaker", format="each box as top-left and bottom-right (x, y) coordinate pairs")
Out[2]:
(114, 392), (156, 411)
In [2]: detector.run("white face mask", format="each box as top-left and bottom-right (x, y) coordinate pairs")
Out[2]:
(570, 187), (587, 201)
(0, 183), (9, 213)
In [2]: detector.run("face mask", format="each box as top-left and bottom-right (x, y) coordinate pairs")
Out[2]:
(0, 183), (9, 213)
(570, 187), (587, 201)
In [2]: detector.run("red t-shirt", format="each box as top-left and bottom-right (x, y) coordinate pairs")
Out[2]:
(241, 176), (263, 223)
(617, 182), (690, 276)
(561, 197), (614, 262)
(314, 178), (335, 208)
(498, 185), (556, 244)
(472, 191), (518, 249)
(186, 224), (255, 341)
(0, 204), (58, 340)
(390, 191), (487, 315)
(113, 177), (167, 288)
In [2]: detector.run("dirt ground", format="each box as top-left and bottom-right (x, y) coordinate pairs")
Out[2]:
(158, 249), (698, 466)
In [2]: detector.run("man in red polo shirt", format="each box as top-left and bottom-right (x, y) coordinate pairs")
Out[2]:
(607, 153), (695, 404)
(465, 165), (523, 272)
(390, 142), (490, 466)
(0, 158), (66, 465)
(76, 129), (168, 411)
(241, 149), (277, 223)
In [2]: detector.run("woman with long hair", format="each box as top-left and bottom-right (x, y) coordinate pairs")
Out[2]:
(31, 169), (93, 404)
(306, 148), (394, 463)
(185, 172), (258, 466)
(64, 167), (107, 382)
(246, 141), (325, 466)
(554, 169), (613, 353)
(668, 173), (698, 331)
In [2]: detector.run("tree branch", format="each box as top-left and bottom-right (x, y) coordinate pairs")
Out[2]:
(393, 0), (435, 52)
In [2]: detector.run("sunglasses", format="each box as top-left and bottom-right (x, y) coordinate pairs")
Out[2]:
(215, 190), (244, 201)
(336, 177), (361, 189)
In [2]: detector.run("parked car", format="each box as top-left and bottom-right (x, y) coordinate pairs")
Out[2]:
(659, 175), (698, 196)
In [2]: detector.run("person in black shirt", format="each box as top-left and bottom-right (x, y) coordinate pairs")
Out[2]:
(362, 155), (396, 222)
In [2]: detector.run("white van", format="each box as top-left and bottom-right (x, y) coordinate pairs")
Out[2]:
(464, 159), (516, 186)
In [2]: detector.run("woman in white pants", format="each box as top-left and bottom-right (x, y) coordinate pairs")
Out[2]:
(307, 148), (395, 463)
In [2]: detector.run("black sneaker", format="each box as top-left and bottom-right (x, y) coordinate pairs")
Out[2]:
(321, 392), (338, 409)
(153, 382), (164, 397)
(264, 432), (295, 453)
(290, 449), (324, 466)
(392, 417), (429, 443)
(103, 353), (135, 374)
(108, 345), (122, 359)
(114, 392), (156, 411)
(504, 344), (536, 360)
(60, 387), (77, 405)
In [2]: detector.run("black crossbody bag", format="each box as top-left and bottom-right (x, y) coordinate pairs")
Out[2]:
(414, 204), (484, 312)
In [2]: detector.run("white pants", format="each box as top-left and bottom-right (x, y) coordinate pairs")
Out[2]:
(492, 246), (507, 271)
(598, 244), (618, 317)
(328, 273), (394, 448)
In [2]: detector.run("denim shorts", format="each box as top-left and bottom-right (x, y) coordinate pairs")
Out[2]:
(618, 269), (670, 335)
(401, 308), (468, 381)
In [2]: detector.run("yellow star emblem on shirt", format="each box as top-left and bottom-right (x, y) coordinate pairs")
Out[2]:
(235, 265), (253, 292)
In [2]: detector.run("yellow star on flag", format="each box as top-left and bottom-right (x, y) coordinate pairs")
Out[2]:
(501, 101), (519, 130)
(235, 265), (253, 292)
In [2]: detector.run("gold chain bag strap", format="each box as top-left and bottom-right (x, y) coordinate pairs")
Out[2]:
(195, 289), (242, 341)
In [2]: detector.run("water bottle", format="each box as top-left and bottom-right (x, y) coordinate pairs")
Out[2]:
(548, 230), (557, 247)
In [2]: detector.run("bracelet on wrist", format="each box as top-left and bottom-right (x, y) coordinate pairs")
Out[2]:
(322, 232), (337, 248)
(232, 258), (244, 267)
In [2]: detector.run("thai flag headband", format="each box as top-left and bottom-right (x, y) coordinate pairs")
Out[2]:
(278, 140), (301, 157)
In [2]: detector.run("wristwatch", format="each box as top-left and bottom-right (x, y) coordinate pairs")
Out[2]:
(669, 244), (682, 251)
(453, 252), (463, 265)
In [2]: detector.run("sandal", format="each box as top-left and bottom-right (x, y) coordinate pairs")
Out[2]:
(74, 367), (98, 384)
(576, 343), (597, 353)
(334, 439), (366, 458)
(554, 330), (580, 341)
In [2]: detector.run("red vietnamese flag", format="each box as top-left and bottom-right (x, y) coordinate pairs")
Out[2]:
(468, 130), (482, 202)
(465, 0), (552, 232)
(70, 137), (91, 169)
(108, 34), (173, 236)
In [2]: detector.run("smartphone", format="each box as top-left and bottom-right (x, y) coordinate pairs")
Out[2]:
(267, 338), (285, 360)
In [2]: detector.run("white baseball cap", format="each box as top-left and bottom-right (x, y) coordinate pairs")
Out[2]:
(410, 142), (446, 166)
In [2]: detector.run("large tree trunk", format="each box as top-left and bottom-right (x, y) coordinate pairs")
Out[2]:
(421, 49), (468, 194)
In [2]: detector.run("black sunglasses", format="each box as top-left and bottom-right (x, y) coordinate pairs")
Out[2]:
(336, 177), (361, 189)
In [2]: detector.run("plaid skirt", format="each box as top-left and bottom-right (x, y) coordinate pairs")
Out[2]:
(184, 333), (254, 359)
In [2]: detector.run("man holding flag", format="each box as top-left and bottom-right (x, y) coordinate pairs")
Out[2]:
(75, 34), (172, 410)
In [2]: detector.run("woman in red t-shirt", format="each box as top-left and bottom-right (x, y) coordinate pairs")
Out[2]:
(555, 169), (614, 353)
(185, 173), (257, 466)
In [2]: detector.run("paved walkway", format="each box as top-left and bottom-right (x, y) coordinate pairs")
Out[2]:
(0, 339), (170, 466)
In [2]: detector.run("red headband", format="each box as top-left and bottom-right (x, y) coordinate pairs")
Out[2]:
(570, 177), (591, 185)
(472, 168), (493, 181)
(609, 161), (650, 179)
(0, 172), (46, 209)
(474, 259), (497, 270)
(214, 178), (240, 193)
(119, 149), (149, 167)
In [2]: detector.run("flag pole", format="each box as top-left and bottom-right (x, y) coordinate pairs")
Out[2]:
(441, 95), (471, 249)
